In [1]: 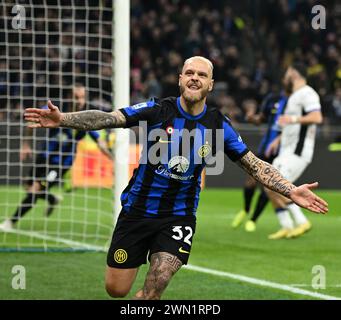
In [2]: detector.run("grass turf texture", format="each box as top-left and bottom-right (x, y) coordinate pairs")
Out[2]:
(0, 187), (340, 300)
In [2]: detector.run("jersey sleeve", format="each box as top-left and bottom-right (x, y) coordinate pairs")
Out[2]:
(119, 97), (162, 128)
(302, 88), (321, 113)
(223, 117), (249, 161)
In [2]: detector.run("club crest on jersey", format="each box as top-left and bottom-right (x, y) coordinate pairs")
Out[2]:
(198, 143), (211, 158)
(168, 156), (189, 173)
(166, 126), (174, 135)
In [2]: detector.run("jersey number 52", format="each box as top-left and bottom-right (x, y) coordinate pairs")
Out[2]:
(172, 226), (193, 246)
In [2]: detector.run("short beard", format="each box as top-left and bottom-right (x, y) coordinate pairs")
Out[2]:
(180, 85), (209, 104)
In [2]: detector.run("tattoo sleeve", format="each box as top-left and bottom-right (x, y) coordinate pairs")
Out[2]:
(60, 110), (126, 130)
(237, 151), (295, 198)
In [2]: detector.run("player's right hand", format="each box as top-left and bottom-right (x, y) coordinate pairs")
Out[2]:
(24, 100), (63, 128)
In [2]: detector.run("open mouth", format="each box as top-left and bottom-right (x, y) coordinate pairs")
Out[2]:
(188, 84), (200, 90)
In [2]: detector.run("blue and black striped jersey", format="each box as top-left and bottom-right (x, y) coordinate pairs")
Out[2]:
(258, 93), (287, 156)
(119, 96), (249, 217)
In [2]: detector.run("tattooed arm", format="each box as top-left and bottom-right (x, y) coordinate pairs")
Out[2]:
(238, 151), (294, 197)
(61, 110), (126, 130)
(237, 151), (328, 213)
(25, 100), (126, 130)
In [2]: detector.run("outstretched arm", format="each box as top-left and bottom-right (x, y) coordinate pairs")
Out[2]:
(237, 151), (328, 214)
(25, 100), (126, 130)
(61, 109), (126, 130)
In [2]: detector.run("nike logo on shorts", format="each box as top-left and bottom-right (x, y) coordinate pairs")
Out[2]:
(178, 247), (190, 254)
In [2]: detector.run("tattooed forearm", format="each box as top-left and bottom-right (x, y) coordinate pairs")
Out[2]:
(238, 151), (295, 198)
(136, 252), (182, 300)
(60, 110), (126, 130)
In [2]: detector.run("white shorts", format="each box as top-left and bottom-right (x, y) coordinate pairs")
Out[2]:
(272, 154), (309, 183)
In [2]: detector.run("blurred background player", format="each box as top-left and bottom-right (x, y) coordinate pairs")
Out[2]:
(231, 90), (288, 232)
(266, 63), (323, 239)
(0, 85), (112, 231)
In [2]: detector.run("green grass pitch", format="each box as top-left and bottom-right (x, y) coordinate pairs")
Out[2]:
(0, 187), (340, 300)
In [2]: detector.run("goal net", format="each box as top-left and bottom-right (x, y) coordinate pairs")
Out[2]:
(0, 0), (116, 252)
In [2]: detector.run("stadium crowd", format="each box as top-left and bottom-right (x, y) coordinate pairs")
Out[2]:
(0, 0), (340, 125)
(130, 0), (341, 125)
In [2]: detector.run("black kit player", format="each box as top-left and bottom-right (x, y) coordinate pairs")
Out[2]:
(23, 56), (328, 300)
(231, 92), (288, 232)
(0, 85), (112, 231)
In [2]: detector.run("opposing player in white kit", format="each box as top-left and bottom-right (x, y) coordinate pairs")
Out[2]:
(265, 63), (323, 239)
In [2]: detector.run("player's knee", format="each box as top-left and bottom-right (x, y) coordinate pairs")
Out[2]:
(105, 281), (130, 298)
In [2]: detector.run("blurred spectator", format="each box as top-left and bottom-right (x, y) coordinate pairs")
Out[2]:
(128, 0), (341, 125)
(324, 88), (341, 125)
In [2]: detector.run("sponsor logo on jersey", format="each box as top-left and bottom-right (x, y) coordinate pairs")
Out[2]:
(114, 249), (128, 263)
(155, 165), (194, 181)
(168, 156), (190, 173)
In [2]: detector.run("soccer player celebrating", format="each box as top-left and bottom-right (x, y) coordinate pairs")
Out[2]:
(0, 85), (112, 231)
(266, 63), (324, 239)
(22, 57), (328, 299)
(231, 91), (288, 232)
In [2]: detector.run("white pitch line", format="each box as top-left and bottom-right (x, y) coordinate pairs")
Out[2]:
(2, 228), (106, 252)
(184, 264), (341, 300)
(3, 229), (341, 300)
(290, 284), (341, 288)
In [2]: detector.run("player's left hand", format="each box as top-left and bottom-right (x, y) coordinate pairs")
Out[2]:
(290, 182), (328, 214)
(278, 115), (294, 126)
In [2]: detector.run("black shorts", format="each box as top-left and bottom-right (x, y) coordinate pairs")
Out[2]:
(26, 158), (69, 189)
(107, 210), (196, 268)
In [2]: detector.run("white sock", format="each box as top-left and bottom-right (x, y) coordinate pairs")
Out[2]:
(275, 209), (294, 229)
(287, 203), (308, 225)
